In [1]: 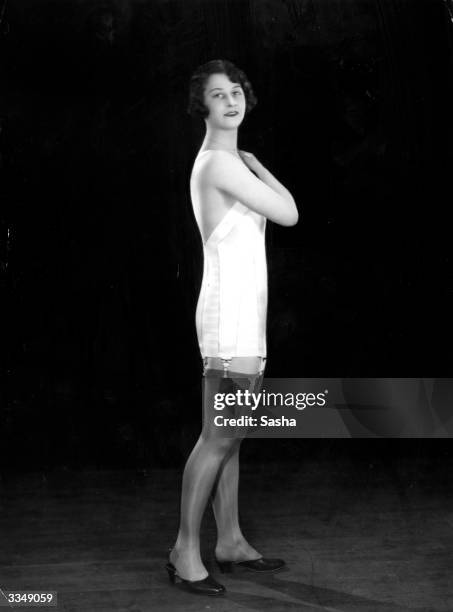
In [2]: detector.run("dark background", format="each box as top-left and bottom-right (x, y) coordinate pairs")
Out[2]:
(1, 0), (453, 472)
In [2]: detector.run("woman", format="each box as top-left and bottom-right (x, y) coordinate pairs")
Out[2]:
(167, 59), (298, 596)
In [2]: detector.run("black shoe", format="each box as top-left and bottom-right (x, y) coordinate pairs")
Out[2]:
(216, 557), (286, 573)
(165, 562), (226, 596)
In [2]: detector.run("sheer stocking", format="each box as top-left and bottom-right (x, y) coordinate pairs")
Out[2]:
(211, 440), (261, 562)
(170, 360), (264, 580)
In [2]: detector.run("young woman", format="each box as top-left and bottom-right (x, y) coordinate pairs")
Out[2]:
(167, 59), (298, 596)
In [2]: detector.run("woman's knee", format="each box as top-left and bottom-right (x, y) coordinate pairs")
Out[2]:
(201, 433), (238, 455)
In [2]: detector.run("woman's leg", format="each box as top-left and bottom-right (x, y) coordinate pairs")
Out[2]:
(211, 439), (262, 561)
(211, 357), (266, 561)
(170, 437), (238, 579)
(170, 367), (239, 581)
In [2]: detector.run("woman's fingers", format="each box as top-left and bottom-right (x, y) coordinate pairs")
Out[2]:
(238, 150), (261, 175)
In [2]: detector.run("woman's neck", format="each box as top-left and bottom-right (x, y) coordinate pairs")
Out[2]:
(202, 129), (238, 152)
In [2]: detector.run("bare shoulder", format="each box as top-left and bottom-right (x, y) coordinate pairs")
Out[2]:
(194, 150), (244, 186)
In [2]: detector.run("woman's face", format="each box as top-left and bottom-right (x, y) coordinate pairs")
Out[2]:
(203, 72), (246, 128)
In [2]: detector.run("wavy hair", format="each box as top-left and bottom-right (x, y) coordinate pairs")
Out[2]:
(187, 59), (257, 119)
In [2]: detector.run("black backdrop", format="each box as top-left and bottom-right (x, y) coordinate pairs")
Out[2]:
(1, 0), (452, 470)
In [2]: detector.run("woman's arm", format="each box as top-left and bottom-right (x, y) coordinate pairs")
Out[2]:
(238, 150), (296, 207)
(203, 150), (299, 226)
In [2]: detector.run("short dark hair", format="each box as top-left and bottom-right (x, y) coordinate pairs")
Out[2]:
(187, 59), (257, 119)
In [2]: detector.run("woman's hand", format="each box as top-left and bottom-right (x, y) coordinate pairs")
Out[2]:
(238, 150), (263, 176)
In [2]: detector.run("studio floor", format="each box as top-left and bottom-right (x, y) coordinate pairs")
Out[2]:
(0, 456), (452, 612)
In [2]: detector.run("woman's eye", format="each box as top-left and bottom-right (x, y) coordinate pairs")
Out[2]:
(233, 91), (242, 96)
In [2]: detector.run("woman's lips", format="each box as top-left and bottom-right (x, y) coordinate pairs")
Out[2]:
(224, 111), (239, 116)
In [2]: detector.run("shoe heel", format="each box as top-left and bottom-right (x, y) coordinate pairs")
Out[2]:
(216, 560), (233, 574)
(165, 562), (176, 584)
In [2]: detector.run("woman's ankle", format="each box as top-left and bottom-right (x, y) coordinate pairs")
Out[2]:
(170, 542), (198, 560)
(169, 546), (208, 581)
(215, 537), (261, 562)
